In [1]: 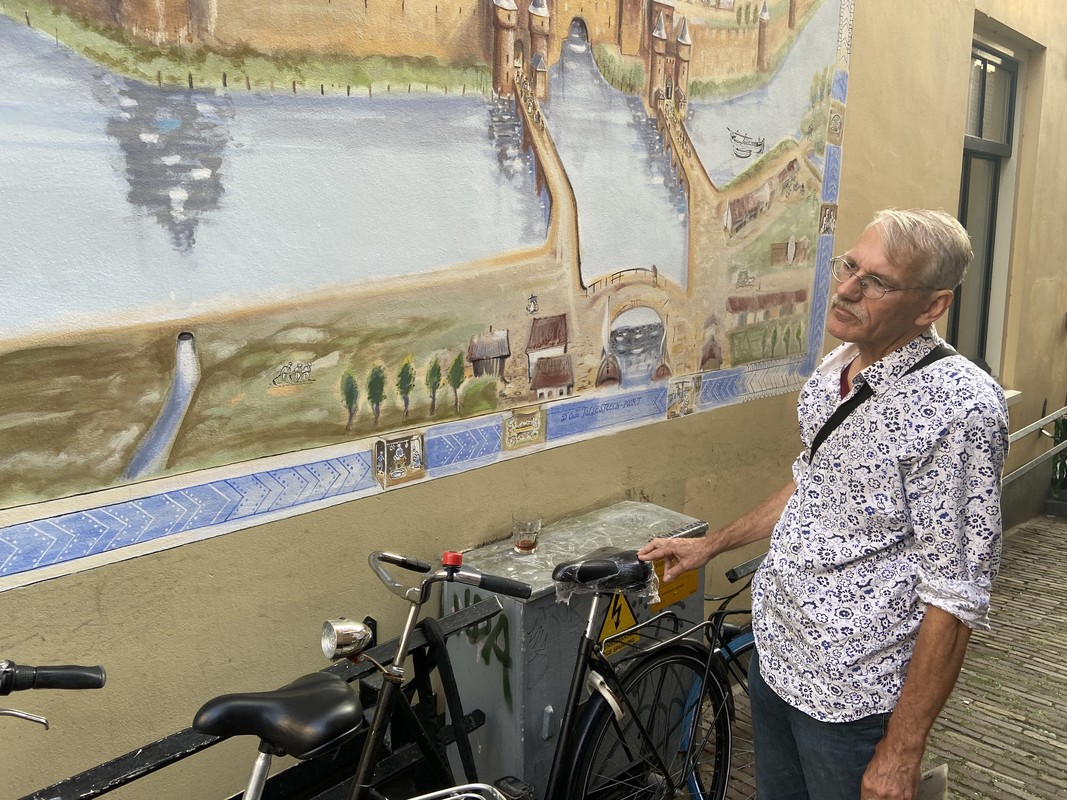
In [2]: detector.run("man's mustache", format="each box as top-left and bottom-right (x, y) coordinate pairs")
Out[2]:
(830, 293), (869, 324)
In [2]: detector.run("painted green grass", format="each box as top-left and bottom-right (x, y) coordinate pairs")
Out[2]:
(5, 1), (491, 93)
(593, 44), (646, 96)
(729, 314), (807, 365)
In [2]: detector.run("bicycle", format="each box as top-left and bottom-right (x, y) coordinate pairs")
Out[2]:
(22, 581), (511, 800)
(1, 659), (107, 729)
(26, 539), (757, 800)
(190, 551), (532, 800)
(319, 533), (744, 800)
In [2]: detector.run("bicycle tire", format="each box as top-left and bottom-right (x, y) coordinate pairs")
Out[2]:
(717, 629), (755, 800)
(567, 643), (732, 800)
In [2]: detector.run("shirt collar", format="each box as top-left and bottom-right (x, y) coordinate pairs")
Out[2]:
(853, 326), (947, 396)
(826, 327), (945, 396)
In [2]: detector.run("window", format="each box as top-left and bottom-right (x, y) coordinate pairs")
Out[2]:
(949, 41), (1019, 376)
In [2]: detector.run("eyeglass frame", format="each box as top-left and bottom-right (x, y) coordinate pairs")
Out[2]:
(829, 256), (936, 300)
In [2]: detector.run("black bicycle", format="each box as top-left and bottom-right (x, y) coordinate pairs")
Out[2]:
(317, 538), (757, 800)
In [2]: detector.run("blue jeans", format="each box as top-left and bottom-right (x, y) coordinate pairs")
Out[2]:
(748, 651), (890, 800)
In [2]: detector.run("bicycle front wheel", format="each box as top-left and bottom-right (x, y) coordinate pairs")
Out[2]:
(568, 644), (732, 800)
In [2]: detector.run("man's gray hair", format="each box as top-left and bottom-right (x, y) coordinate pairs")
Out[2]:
(867, 209), (973, 289)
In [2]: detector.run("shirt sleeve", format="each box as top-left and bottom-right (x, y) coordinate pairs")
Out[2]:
(905, 403), (1009, 631)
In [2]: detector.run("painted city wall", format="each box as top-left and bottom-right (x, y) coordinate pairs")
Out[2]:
(0, 0), (851, 588)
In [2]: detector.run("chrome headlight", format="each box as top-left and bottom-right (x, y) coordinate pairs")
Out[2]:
(322, 618), (373, 660)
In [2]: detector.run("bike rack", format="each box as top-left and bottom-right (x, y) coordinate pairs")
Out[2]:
(22, 597), (505, 800)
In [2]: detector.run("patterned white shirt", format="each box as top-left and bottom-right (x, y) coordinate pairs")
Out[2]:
(752, 329), (1009, 722)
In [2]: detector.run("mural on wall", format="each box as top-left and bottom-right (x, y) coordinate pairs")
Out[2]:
(0, 0), (851, 586)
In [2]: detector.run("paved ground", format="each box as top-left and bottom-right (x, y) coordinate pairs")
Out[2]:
(925, 513), (1067, 799)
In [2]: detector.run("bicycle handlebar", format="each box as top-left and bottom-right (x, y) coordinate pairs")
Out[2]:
(454, 567), (532, 600)
(368, 551), (532, 603)
(0, 660), (106, 695)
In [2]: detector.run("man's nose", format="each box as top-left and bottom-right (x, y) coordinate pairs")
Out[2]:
(836, 271), (865, 301)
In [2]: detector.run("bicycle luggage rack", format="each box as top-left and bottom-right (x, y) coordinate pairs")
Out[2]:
(22, 597), (505, 800)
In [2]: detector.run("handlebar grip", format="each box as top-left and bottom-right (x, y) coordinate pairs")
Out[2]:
(376, 552), (433, 573)
(478, 573), (532, 599)
(12, 665), (106, 692)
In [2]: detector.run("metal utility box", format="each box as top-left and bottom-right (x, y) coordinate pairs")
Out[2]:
(441, 501), (707, 796)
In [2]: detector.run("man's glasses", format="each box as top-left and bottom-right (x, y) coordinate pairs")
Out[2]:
(830, 256), (932, 300)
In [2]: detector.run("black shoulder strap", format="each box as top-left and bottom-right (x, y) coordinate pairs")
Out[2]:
(809, 344), (955, 460)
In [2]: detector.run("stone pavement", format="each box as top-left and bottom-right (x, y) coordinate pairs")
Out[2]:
(925, 513), (1067, 799)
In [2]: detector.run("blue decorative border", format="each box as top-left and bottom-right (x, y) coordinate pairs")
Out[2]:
(0, 453), (376, 583)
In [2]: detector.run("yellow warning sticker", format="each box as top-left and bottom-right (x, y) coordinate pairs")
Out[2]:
(599, 593), (641, 656)
(650, 560), (698, 613)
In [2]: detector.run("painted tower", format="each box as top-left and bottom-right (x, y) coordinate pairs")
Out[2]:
(675, 16), (691, 101)
(650, 0), (675, 45)
(645, 3), (694, 110)
(528, 0), (550, 65)
(757, 0), (770, 72)
(648, 13), (668, 108)
(493, 0), (519, 97)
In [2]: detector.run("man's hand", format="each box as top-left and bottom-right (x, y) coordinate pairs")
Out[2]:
(860, 605), (972, 800)
(638, 481), (794, 582)
(860, 738), (922, 800)
(637, 536), (713, 582)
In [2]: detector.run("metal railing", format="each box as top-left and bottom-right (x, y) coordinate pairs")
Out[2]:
(1003, 402), (1067, 487)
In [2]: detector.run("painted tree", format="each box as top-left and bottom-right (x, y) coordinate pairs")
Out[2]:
(341, 371), (359, 433)
(367, 364), (387, 426)
(396, 355), (416, 418)
(447, 353), (465, 412)
(426, 356), (442, 416)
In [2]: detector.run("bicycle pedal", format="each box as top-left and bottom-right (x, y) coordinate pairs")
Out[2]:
(493, 776), (536, 800)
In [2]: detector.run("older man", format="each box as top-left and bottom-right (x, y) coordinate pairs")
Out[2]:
(639, 209), (1008, 800)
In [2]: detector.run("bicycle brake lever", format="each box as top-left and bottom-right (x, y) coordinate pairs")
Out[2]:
(0, 708), (49, 729)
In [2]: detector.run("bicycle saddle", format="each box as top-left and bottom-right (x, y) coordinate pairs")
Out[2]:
(193, 672), (364, 759)
(552, 547), (652, 593)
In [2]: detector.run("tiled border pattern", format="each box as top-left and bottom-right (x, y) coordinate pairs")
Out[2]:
(0, 7), (852, 590)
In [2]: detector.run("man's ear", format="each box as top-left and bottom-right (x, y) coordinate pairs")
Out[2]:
(915, 289), (955, 326)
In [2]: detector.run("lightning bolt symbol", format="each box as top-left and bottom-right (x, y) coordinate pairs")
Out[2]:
(611, 596), (622, 629)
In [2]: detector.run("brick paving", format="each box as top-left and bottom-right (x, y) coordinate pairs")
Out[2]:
(925, 514), (1067, 799)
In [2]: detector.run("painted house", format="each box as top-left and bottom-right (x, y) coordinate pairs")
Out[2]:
(530, 354), (574, 400)
(467, 328), (511, 379)
(525, 314), (568, 379)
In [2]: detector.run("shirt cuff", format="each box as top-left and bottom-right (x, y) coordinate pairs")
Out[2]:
(916, 575), (992, 632)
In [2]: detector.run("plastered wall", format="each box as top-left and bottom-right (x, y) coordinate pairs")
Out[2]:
(2, 2), (1066, 797)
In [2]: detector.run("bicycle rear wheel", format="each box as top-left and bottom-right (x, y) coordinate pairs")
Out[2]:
(718, 629), (755, 800)
(568, 644), (732, 800)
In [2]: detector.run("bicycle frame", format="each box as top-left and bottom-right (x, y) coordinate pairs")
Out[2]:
(328, 552), (530, 800)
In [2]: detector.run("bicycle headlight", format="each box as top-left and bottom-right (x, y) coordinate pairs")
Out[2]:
(322, 618), (373, 660)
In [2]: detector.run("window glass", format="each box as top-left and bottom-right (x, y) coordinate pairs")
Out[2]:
(982, 64), (1012, 144)
(953, 156), (997, 361)
(965, 58), (983, 137)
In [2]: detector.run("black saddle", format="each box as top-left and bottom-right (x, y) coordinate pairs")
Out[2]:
(193, 672), (364, 760)
(552, 547), (652, 594)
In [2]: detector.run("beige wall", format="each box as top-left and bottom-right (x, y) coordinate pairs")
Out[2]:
(2, 1), (1065, 797)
